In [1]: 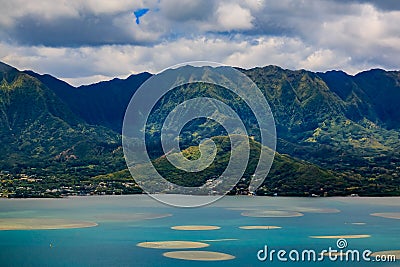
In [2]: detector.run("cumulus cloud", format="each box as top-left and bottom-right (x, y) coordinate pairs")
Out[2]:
(2, 35), (389, 87)
(0, 0), (160, 46)
(214, 3), (254, 31)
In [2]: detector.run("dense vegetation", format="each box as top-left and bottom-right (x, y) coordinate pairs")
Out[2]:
(1, 61), (399, 197)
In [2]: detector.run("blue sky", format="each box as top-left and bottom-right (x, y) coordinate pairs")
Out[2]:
(0, 0), (399, 86)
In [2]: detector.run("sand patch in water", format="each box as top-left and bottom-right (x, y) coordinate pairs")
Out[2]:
(171, 225), (220, 231)
(241, 210), (303, 218)
(163, 251), (235, 261)
(291, 207), (340, 213)
(137, 241), (209, 249)
(371, 213), (400, 219)
(0, 218), (97, 230)
(95, 213), (172, 222)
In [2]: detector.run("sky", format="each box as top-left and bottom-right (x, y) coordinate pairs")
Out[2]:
(0, 0), (399, 86)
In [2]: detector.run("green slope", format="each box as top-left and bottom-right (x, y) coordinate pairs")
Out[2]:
(99, 136), (370, 196)
(0, 62), (126, 197)
(25, 70), (152, 132)
(1, 62), (399, 197)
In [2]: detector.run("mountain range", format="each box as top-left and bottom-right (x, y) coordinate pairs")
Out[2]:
(0, 61), (399, 197)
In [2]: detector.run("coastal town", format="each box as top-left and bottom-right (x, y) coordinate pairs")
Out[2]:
(0, 171), (142, 198)
(0, 170), (263, 198)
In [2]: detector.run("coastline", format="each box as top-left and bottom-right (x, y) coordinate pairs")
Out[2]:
(2, 194), (400, 200)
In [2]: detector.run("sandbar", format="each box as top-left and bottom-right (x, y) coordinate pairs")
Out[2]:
(239, 226), (282, 230)
(171, 225), (221, 231)
(371, 250), (400, 260)
(95, 213), (172, 222)
(310, 235), (370, 239)
(163, 251), (235, 261)
(291, 207), (340, 213)
(371, 212), (400, 219)
(137, 241), (209, 249)
(0, 218), (97, 230)
(241, 210), (303, 218)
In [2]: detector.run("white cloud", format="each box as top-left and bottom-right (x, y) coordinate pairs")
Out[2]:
(0, 1), (78, 27)
(307, 4), (400, 70)
(0, 0), (153, 27)
(76, 0), (147, 15)
(0, 0), (399, 84)
(215, 3), (254, 31)
(300, 49), (352, 71)
(1, 35), (387, 86)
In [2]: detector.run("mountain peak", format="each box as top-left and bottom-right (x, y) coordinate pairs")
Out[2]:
(355, 68), (392, 77)
(0, 61), (17, 73)
(321, 70), (350, 76)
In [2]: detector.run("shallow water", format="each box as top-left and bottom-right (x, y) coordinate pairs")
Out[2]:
(0, 195), (399, 266)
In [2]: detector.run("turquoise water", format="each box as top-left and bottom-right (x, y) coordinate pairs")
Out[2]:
(0, 196), (399, 266)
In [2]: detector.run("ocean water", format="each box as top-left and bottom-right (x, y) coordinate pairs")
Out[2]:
(0, 195), (399, 267)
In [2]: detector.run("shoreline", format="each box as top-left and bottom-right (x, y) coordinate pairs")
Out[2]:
(0, 218), (98, 230)
(1, 195), (400, 200)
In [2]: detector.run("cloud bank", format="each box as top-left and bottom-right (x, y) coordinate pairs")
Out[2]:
(0, 0), (399, 85)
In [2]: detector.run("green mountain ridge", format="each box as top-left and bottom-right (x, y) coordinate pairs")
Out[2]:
(0, 62), (126, 197)
(24, 70), (151, 132)
(1, 61), (399, 197)
(100, 135), (380, 196)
